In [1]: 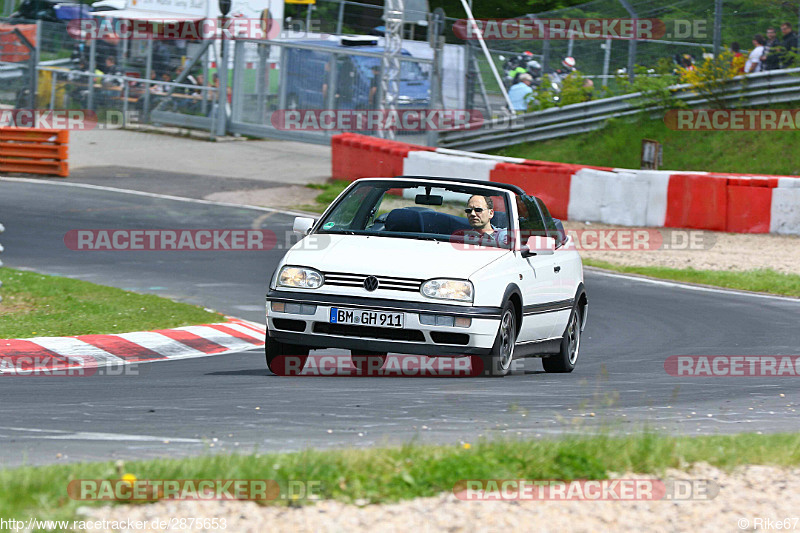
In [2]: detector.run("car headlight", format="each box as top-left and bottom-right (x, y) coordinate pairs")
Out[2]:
(421, 279), (473, 302)
(278, 266), (324, 289)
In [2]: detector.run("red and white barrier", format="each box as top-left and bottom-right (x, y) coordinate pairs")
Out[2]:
(331, 133), (800, 236)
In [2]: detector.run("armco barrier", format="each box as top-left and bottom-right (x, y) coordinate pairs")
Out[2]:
(0, 129), (69, 177)
(330, 133), (800, 236)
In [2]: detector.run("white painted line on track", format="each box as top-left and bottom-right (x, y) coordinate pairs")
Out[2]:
(0, 176), (314, 217)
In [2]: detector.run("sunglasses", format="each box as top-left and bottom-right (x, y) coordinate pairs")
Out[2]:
(464, 207), (486, 214)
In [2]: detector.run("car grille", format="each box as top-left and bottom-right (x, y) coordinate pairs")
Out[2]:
(322, 271), (423, 293)
(314, 322), (425, 342)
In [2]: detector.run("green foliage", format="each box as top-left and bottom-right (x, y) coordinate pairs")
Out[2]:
(616, 66), (685, 111)
(679, 51), (745, 109)
(558, 72), (593, 106)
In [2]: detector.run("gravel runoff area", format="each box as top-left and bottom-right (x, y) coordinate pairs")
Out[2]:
(205, 186), (800, 276)
(78, 463), (800, 532)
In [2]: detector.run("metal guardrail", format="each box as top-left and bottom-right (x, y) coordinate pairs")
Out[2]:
(438, 68), (800, 152)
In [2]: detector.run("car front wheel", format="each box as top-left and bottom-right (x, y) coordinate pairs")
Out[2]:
(543, 307), (581, 373)
(476, 302), (516, 377)
(265, 333), (309, 376)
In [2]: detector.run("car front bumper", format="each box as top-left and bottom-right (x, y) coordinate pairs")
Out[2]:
(266, 289), (501, 356)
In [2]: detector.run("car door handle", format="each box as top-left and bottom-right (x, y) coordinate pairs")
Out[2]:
(554, 266), (561, 273)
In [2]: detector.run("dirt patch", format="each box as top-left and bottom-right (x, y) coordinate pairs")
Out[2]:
(204, 186), (322, 210)
(78, 463), (800, 532)
(563, 221), (800, 276)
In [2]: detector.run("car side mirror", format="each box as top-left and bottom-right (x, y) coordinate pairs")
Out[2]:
(521, 235), (556, 257)
(293, 216), (315, 235)
(553, 219), (567, 246)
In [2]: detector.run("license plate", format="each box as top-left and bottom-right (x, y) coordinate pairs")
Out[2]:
(329, 307), (404, 328)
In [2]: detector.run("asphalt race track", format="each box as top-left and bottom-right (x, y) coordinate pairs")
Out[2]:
(1, 178), (799, 467)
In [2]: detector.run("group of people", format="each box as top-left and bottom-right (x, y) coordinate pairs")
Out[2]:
(732, 22), (798, 73)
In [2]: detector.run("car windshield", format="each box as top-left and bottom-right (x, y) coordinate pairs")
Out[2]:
(316, 180), (513, 249)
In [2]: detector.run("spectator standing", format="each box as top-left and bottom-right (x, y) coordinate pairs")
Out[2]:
(780, 22), (798, 67)
(745, 35), (766, 73)
(508, 73), (534, 113)
(763, 28), (781, 70)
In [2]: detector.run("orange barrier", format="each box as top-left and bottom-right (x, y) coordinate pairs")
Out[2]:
(0, 23), (36, 62)
(0, 129), (69, 177)
(331, 133), (433, 181)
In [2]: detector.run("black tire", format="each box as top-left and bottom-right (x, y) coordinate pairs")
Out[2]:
(351, 351), (387, 375)
(475, 301), (517, 377)
(543, 306), (581, 373)
(265, 332), (309, 376)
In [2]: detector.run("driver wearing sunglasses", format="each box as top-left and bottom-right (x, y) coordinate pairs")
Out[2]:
(465, 195), (496, 234)
(464, 195), (510, 247)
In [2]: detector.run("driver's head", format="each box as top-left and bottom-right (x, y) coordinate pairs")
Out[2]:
(466, 195), (494, 233)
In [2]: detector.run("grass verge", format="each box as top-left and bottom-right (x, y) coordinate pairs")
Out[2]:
(3, 432), (800, 520)
(0, 268), (224, 338)
(583, 260), (800, 298)
(490, 114), (800, 175)
(295, 180), (353, 213)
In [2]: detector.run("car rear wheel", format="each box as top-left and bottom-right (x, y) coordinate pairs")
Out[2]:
(265, 333), (309, 376)
(543, 306), (581, 373)
(351, 351), (387, 375)
(475, 302), (516, 377)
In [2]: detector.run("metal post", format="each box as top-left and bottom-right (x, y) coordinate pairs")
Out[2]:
(602, 38), (611, 87)
(49, 71), (56, 110)
(216, 23), (229, 136)
(87, 37), (96, 111)
(256, 43), (267, 121)
(379, 0), (404, 139)
(306, 4), (313, 33)
(619, 0), (637, 82)
(567, 35), (574, 58)
(713, 0), (722, 57)
(143, 36), (153, 121)
(336, 0), (345, 35)
(426, 35), (443, 147)
(123, 80), (129, 127)
(231, 40), (245, 123)
(459, 0), (513, 112)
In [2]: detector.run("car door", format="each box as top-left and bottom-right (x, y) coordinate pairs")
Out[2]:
(535, 196), (576, 336)
(515, 195), (562, 342)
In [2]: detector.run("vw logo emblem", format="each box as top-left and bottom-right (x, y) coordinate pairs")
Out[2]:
(363, 276), (379, 292)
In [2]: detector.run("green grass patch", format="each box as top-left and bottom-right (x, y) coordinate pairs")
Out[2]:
(491, 114), (800, 175)
(3, 432), (800, 520)
(300, 180), (353, 213)
(584, 260), (800, 298)
(0, 268), (223, 338)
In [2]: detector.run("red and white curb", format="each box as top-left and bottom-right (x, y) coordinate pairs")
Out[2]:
(0, 317), (265, 374)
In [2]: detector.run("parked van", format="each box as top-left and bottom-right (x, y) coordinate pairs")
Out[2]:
(280, 37), (430, 110)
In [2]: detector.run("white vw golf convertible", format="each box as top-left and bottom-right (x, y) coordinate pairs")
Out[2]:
(266, 176), (587, 377)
